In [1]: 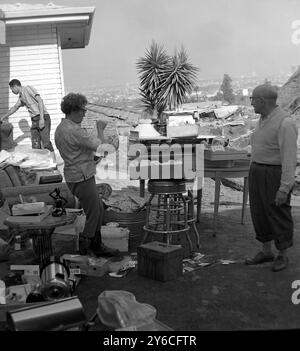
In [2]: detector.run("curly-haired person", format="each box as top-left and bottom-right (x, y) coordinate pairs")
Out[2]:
(55, 93), (119, 257)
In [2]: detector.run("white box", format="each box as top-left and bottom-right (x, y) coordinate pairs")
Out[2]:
(101, 226), (129, 252)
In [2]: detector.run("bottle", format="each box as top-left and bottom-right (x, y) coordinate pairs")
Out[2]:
(0, 280), (6, 304)
(14, 235), (21, 251)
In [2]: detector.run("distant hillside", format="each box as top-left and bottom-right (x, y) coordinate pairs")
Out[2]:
(278, 68), (300, 113)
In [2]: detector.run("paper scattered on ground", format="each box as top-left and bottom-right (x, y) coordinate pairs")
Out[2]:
(183, 253), (241, 273)
(219, 259), (237, 265)
(108, 256), (136, 278)
(183, 252), (213, 273)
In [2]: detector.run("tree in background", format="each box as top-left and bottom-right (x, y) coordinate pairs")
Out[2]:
(137, 42), (198, 117)
(220, 74), (235, 104)
(264, 78), (272, 85)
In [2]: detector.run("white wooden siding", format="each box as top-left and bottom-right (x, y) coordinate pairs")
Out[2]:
(0, 23), (65, 146)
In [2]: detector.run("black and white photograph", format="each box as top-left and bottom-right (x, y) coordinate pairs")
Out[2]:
(0, 0), (300, 338)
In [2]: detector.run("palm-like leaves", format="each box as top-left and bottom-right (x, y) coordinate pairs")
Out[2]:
(157, 47), (198, 111)
(137, 42), (199, 115)
(136, 42), (170, 114)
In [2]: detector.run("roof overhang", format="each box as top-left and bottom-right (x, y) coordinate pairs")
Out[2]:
(0, 5), (95, 49)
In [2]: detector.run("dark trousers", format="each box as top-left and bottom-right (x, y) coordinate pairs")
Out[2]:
(31, 114), (54, 152)
(248, 162), (293, 250)
(67, 176), (103, 241)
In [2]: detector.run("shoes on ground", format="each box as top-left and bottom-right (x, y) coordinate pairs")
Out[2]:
(272, 255), (289, 272)
(245, 251), (275, 265)
(78, 236), (91, 256)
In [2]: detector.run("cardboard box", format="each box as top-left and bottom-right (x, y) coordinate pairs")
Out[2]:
(51, 217), (83, 256)
(167, 124), (198, 138)
(137, 241), (183, 282)
(6, 205), (53, 223)
(62, 254), (110, 277)
(69, 262), (109, 277)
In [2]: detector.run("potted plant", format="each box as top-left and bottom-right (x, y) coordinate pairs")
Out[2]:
(137, 41), (199, 133)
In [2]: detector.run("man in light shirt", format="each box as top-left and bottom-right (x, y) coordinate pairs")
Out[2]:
(0, 79), (56, 162)
(245, 84), (298, 271)
(55, 92), (119, 257)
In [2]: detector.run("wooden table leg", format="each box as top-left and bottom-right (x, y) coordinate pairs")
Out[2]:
(241, 176), (249, 224)
(213, 177), (221, 237)
(140, 179), (145, 198)
(32, 229), (53, 264)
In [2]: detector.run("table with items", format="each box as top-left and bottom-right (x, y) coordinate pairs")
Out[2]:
(129, 136), (250, 238)
(4, 211), (77, 263)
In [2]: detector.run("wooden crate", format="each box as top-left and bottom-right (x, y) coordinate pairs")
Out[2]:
(137, 241), (183, 282)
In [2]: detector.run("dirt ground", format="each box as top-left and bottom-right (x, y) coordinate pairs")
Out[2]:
(71, 179), (300, 331)
(1, 177), (300, 331)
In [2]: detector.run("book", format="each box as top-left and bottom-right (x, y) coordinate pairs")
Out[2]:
(11, 202), (47, 216)
(6, 205), (53, 223)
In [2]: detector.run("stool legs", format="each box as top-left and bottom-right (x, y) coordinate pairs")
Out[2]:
(187, 190), (201, 249)
(143, 191), (192, 253)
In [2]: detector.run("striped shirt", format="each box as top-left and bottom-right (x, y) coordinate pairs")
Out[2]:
(250, 106), (298, 193)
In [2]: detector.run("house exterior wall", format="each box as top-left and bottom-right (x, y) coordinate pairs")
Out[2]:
(0, 23), (65, 146)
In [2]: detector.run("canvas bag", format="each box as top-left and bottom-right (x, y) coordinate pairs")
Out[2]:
(97, 290), (157, 329)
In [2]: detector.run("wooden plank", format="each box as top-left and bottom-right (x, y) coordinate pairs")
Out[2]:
(10, 68), (60, 75)
(10, 45), (58, 52)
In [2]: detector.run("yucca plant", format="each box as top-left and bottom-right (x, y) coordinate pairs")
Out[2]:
(137, 42), (198, 117)
(157, 47), (198, 111)
(136, 41), (170, 116)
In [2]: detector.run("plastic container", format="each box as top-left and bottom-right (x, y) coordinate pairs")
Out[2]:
(103, 209), (146, 253)
(101, 226), (129, 252)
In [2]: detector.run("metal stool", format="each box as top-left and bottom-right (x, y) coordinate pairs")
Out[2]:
(142, 179), (193, 252)
(185, 189), (201, 249)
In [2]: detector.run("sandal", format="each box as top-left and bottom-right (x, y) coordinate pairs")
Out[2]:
(245, 251), (275, 265)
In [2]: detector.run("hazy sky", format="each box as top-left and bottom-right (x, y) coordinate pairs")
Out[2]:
(4, 0), (300, 89)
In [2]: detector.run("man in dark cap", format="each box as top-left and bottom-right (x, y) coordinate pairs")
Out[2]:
(245, 84), (298, 272)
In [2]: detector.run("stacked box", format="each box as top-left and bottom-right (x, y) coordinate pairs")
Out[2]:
(137, 241), (183, 282)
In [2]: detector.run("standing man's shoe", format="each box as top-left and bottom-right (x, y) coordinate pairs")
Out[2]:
(272, 255), (289, 272)
(245, 251), (275, 265)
